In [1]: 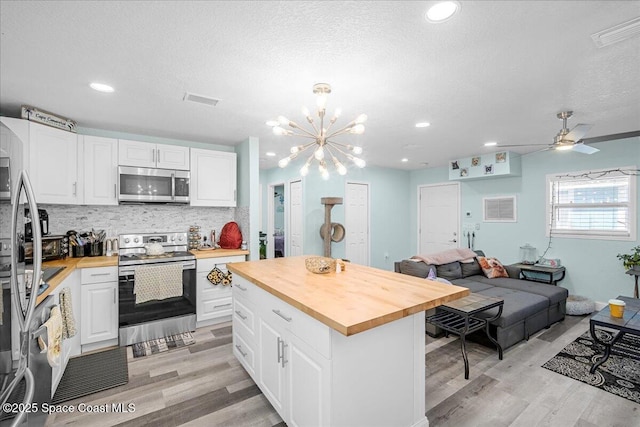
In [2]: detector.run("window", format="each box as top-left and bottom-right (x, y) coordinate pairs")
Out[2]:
(546, 167), (637, 240)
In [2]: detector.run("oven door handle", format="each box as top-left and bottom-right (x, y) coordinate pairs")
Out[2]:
(118, 260), (196, 276)
(171, 172), (175, 201)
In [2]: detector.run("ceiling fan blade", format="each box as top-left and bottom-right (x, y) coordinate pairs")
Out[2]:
(571, 143), (599, 154)
(581, 130), (640, 145)
(498, 144), (551, 148)
(563, 123), (592, 142)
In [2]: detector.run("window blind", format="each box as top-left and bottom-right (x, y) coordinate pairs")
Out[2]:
(549, 174), (633, 237)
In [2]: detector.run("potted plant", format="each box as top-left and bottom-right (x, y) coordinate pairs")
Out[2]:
(617, 245), (640, 271)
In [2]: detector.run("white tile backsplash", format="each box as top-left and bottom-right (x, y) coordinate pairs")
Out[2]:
(0, 203), (251, 247)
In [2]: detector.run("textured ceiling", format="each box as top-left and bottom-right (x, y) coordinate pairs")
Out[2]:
(1, 1), (639, 171)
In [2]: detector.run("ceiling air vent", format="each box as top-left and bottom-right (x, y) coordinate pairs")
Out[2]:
(483, 196), (516, 222)
(183, 92), (220, 107)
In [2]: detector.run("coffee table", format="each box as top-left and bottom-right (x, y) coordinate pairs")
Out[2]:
(426, 294), (504, 379)
(589, 295), (640, 374)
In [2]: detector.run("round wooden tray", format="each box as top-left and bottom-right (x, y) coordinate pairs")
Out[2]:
(197, 246), (217, 251)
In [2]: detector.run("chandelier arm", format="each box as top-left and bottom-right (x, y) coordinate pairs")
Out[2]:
(325, 124), (355, 139)
(325, 140), (351, 149)
(289, 132), (318, 140)
(291, 126), (318, 139)
(296, 141), (317, 155)
(325, 141), (351, 158)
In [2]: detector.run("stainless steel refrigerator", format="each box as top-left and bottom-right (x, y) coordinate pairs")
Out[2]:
(0, 117), (50, 427)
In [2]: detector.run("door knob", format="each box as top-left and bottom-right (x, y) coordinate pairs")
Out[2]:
(449, 239), (457, 243)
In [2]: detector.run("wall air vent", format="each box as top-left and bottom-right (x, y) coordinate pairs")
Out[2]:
(483, 196), (517, 222)
(183, 92), (220, 107)
(591, 17), (640, 48)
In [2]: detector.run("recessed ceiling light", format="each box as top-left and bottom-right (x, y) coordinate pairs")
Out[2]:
(484, 141), (498, 147)
(266, 120), (279, 127)
(266, 152), (276, 157)
(90, 82), (114, 93)
(401, 158), (409, 163)
(415, 122), (431, 128)
(425, 1), (460, 23)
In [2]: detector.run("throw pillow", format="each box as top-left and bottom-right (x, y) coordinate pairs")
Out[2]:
(477, 256), (509, 279)
(460, 258), (483, 277)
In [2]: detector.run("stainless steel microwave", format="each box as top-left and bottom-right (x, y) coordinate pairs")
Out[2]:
(118, 166), (190, 204)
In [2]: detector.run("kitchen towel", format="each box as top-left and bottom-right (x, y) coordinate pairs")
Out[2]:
(38, 305), (62, 367)
(134, 264), (183, 304)
(59, 287), (77, 339)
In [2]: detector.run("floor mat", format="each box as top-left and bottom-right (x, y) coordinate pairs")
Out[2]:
(51, 347), (128, 404)
(542, 330), (640, 404)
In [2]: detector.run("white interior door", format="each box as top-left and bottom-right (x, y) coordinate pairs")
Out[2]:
(419, 183), (460, 255)
(289, 180), (303, 256)
(345, 182), (369, 265)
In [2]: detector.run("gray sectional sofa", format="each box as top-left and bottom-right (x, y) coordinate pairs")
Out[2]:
(394, 251), (568, 350)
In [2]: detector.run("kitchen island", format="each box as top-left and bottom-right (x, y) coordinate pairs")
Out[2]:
(227, 256), (469, 427)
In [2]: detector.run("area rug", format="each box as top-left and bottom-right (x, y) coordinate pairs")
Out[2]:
(542, 330), (640, 404)
(131, 332), (195, 358)
(52, 347), (128, 404)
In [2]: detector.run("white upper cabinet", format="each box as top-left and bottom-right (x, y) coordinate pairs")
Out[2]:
(190, 148), (237, 207)
(28, 122), (79, 204)
(118, 139), (189, 170)
(81, 135), (118, 205)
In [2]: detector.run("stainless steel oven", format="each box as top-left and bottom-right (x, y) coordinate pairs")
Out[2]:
(118, 166), (189, 204)
(117, 232), (196, 346)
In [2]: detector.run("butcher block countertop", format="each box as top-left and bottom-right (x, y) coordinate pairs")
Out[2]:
(190, 248), (250, 259)
(36, 256), (118, 305)
(227, 256), (469, 336)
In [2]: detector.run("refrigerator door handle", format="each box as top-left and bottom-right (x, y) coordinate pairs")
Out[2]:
(10, 170), (42, 331)
(3, 169), (40, 426)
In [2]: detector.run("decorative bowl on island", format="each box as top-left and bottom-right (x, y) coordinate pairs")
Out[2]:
(305, 257), (336, 274)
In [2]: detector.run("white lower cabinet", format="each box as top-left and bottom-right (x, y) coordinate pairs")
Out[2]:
(80, 267), (118, 351)
(234, 276), (330, 427)
(196, 255), (245, 327)
(232, 274), (427, 427)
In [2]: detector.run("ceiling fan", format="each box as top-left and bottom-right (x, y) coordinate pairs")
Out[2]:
(501, 111), (599, 154)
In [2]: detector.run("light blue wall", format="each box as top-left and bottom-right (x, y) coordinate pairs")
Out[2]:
(260, 164), (411, 270)
(236, 137), (260, 260)
(409, 137), (640, 303)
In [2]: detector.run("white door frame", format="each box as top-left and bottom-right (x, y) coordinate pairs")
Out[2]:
(288, 178), (304, 256)
(345, 180), (370, 266)
(266, 181), (284, 259)
(417, 182), (460, 255)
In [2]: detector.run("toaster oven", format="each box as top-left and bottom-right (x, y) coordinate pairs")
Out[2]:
(24, 235), (69, 262)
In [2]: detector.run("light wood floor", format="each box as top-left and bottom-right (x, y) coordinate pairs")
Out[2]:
(46, 316), (639, 427)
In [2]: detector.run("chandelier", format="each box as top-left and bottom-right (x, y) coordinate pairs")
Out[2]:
(267, 83), (367, 179)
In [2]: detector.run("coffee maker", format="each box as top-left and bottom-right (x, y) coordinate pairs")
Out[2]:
(24, 207), (49, 240)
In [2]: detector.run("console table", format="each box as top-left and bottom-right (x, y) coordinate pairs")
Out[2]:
(426, 294), (504, 379)
(589, 295), (640, 374)
(510, 263), (566, 285)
